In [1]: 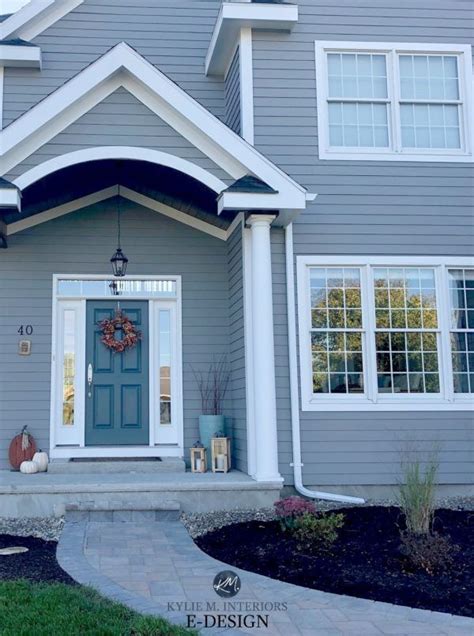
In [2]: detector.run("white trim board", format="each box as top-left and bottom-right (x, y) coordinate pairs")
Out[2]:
(0, 0), (84, 42)
(1, 42), (308, 211)
(6, 185), (239, 242)
(206, 1), (298, 76)
(296, 255), (474, 412)
(50, 274), (184, 457)
(0, 44), (41, 68)
(315, 41), (474, 163)
(14, 148), (227, 195)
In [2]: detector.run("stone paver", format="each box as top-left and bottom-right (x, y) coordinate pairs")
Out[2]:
(57, 518), (474, 635)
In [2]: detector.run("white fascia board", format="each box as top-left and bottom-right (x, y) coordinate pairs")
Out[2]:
(206, 2), (298, 76)
(0, 44), (41, 68)
(7, 185), (230, 241)
(217, 190), (307, 215)
(0, 0), (83, 41)
(1, 42), (306, 206)
(0, 187), (21, 210)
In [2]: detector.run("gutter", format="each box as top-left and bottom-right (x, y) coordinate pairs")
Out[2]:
(285, 223), (365, 505)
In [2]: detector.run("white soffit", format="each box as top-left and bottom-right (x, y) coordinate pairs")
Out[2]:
(206, 2), (298, 76)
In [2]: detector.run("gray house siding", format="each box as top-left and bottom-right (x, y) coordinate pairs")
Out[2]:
(2, 0), (224, 128)
(252, 0), (474, 486)
(225, 47), (241, 135)
(227, 222), (247, 471)
(6, 88), (231, 184)
(0, 200), (235, 470)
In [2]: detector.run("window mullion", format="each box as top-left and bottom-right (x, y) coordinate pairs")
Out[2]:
(441, 266), (456, 401)
(390, 50), (401, 153)
(364, 265), (378, 403)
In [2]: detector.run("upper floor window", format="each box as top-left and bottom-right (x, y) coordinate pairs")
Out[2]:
(315, 42), (473, 162)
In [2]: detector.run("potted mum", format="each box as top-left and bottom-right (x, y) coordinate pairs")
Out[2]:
(193, 356), (230, 459)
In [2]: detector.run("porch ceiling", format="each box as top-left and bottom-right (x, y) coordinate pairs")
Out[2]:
(2, 159), (233, 230)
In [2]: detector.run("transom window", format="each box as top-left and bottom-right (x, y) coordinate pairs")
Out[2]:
(298, 257), (474, 411)
(315, 42), (473, 162)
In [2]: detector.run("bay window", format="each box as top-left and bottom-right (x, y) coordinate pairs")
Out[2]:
(297, 257), (474, 411)
(315, 42), (473, 161)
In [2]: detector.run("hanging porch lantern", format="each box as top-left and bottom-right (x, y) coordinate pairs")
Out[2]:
(110, 248), (128, 278)
(110, 184), (128, 277)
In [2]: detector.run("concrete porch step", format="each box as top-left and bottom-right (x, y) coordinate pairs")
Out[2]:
(66, 501), (181, 522)
(48, 458), (186, 475)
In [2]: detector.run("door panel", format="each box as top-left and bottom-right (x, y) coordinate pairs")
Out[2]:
(85, 301), (149, 446)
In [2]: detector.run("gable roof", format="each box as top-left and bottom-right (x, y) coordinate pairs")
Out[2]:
(0, 0), (83, 41)
(1, 42), (310, 214)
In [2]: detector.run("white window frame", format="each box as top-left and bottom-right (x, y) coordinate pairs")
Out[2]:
(315, 41), (474, 162)
(297, 256), (474, 411)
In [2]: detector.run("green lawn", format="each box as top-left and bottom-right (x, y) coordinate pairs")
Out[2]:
(0, 581), (195, 636)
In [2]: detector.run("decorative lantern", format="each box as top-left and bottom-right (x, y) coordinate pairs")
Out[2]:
(110, 185), (128, 278)
(110, 248), (128, 278)
(211, 437), (231, 473)
(191, 442), (207, 473)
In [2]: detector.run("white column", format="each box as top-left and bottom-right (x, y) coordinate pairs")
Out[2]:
(247, 214), (282, 482)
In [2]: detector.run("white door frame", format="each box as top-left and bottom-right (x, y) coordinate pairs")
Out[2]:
(50, 274), (183, 459)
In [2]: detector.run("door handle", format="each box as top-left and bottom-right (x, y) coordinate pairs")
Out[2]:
(87, 363), (93, 398)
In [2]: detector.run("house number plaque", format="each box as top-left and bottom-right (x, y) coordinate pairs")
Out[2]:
(18, 340), (32, 356)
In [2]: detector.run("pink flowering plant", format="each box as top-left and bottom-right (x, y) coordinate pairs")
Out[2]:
(274, 496), (317, 531)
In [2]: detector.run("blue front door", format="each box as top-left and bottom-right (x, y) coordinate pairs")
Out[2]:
(85, 301), (149, 446)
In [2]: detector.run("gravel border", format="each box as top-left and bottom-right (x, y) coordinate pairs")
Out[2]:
(0, 517), (64, 541)
(181, 496), (474, 538)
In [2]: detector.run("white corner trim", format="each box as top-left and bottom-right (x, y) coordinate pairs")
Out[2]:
(1, 42), (306, 202)
(0, 0), (84, 41)
(0, 44), (41, 68)
(13, 147), (227, 194)
(239, 27), (254, 145)
(296, 254), (474, 413)
(206, 1), (298, 76)
(7, 184), (239, 241)
(315, 41), (474, 163)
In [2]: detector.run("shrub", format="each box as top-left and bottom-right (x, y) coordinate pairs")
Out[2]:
(398, 455), (438, 536)
(294, 512), (345, 551)
(400, 530), (458, 575)
(274, 496), (316, 531)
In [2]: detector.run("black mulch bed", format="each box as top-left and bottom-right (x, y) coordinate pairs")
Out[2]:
(0, 535), (75, 585)
(196, 506), (474, 618)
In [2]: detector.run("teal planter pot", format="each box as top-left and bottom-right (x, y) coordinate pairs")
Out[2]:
(199, 415), (226, 462)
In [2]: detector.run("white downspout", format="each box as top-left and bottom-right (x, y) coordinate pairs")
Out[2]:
(285, 223), (365, 505)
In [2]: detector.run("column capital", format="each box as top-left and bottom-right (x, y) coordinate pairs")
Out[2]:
(246, 214), (277, 227)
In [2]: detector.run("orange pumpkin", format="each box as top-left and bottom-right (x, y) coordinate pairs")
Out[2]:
(9, 427), (37, 471)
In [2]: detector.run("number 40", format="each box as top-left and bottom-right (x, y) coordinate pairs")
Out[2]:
(18, 325), (34, 336)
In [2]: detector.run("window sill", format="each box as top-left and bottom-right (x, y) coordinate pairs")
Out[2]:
(303, 398), (474, 412)
(318, 149), (473, 163)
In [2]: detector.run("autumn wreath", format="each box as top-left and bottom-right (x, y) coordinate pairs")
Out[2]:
(99, 310), (141, 353)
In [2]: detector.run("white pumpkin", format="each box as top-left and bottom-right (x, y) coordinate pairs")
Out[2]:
(32, 450), (49, 472)
(20, 460), (39, 474)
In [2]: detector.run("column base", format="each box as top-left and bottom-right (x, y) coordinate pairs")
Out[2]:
(253, 472), (284, 484)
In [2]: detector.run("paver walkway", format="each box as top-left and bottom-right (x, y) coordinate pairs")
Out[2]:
(57, 516), (474, 635)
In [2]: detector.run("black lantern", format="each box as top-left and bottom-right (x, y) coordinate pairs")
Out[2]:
(110, 248), (128, 277)
(110, 185), (128, 277)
